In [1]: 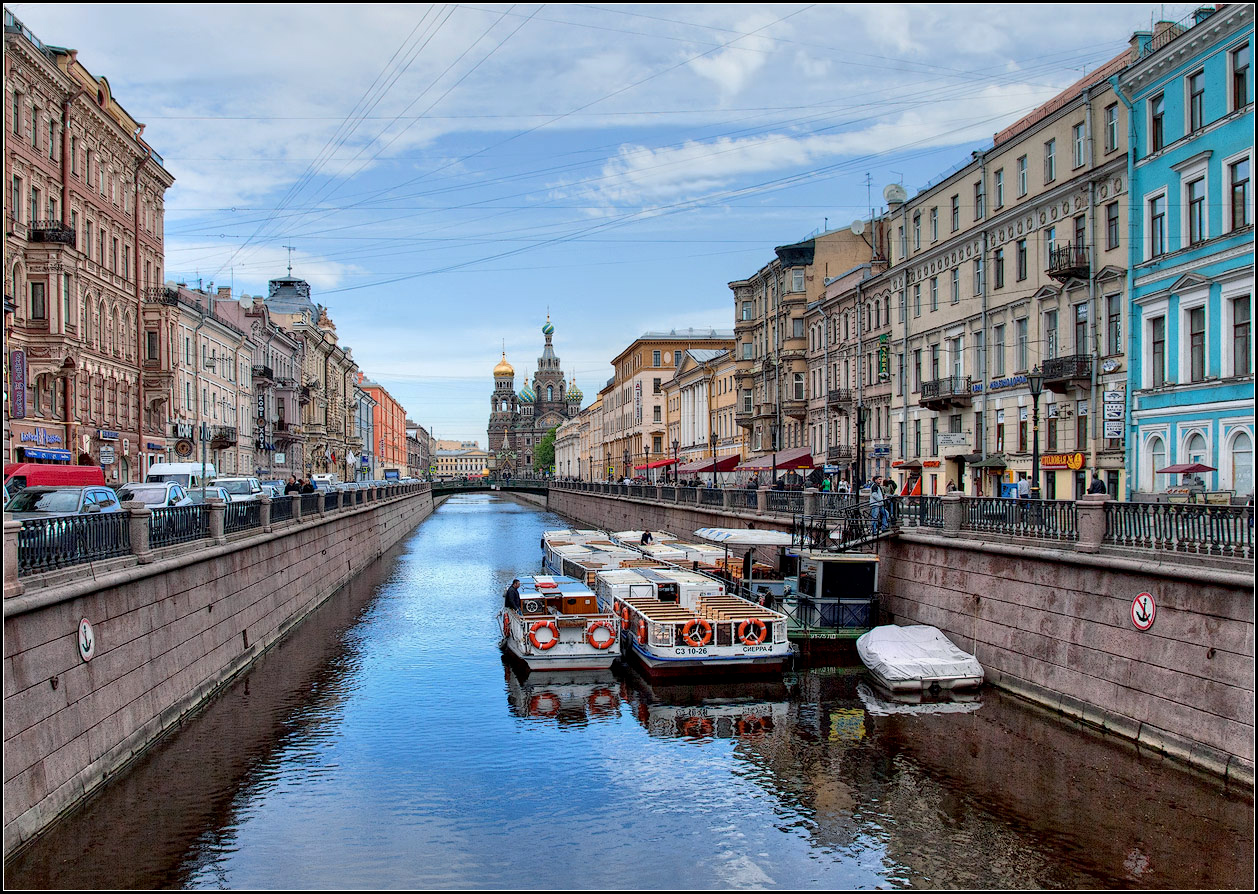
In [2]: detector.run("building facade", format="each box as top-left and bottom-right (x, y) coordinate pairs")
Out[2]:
(1119, 5), (1254, 500)
(662, 347), (745, 478)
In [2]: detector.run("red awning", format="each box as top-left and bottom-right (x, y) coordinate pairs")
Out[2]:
(1155, 462), (1216, 474)
(633, 458), (678, 470)
(676, 454), (741, 474)
(735, 447), (815, 471)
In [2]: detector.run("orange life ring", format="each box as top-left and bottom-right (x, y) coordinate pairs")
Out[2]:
(585, 620), (616, 650)
(738, 618), (768, 646)
(502, 613), (511, 639)
(529, 692), (560, 716)
(536, 580), (558, 589)
(681, 715), (715, 738)
(621, 603), (631, 625)
(680, 618), (713, 648)
(637, 618), (648, 645)
(528, 619), (559, 650)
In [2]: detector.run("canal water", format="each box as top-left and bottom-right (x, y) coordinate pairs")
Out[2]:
(5, 494), (1252, 889)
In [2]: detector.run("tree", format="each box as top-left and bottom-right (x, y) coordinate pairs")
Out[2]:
(533, 426), (557, 473)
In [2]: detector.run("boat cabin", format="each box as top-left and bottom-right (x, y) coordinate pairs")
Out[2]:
(783, 552), (880, 631)
(518, 575), (599, 615)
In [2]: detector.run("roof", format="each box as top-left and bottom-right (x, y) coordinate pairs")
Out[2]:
(992, 47), (1131, 147)
(686, 348), (728, 364)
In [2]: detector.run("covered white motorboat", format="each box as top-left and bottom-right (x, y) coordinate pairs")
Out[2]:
(855, 625), (984, 692)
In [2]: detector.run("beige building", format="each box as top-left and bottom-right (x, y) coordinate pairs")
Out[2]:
(602, 329), (734, 479)
(435, 443), (491, 477)
(883, 47), (1135, 498)
(731, 230), (871, 463)
(663, 348), (746, 479)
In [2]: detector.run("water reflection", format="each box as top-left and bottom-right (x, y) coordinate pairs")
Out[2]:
(4, 494), (1251, 891)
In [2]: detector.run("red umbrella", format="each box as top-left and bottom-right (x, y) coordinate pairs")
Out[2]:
(1155, 462), (1216, 474)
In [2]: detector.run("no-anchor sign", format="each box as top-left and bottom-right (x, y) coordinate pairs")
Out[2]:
(1131, 592), (1156, 631)
(78, 618), (96, 661)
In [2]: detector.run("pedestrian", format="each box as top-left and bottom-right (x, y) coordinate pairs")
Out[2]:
(1017, 473), (1030, 499)
(836, 479), (850, 495)
(821, 477), (831, 492)
(1087, 473), (1107, 495)
(502, 578), (522, 612)
(284, 476), (300, 495)
(300, 477), (316, 494)
(946, 479), (958, 492)
(869, 476), (889, 533)
(884, 477), (898, 496)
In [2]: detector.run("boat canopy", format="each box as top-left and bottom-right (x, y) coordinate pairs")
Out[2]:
(693, 527), (794, 546)
(735, 447), (814, 471)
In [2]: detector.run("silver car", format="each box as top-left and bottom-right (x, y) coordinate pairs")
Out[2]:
(116, 481), (193, 508)
(5, 485), (121, 520)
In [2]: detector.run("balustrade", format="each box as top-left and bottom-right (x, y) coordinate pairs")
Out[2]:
(17, 513), (130, 574)
(1105, 501), (1253, 558)
(224, 501), (262, 534)
(149, 505), (209, 548)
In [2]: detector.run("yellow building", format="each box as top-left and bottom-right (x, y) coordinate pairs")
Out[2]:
(663, 348), (746, 481)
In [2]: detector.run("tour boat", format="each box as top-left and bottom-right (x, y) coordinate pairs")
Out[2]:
(594, 566), (792, 677)
(499, 575), (620, 671)
(855, 624), (984, 692)
(543, 538), (646, 587)
(610, 530), (726, 570)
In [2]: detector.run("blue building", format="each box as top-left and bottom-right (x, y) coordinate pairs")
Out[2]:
(1117, 4), (1254, 501)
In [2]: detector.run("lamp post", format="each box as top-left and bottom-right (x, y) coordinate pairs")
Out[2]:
(672, 438), (679, 485)
(1028, 366), (1043, 500)
(623, 447), (630, 482)
(856, 404), (870, 489)
(644, 444), (650, 484)
(709, 431), (718, 488)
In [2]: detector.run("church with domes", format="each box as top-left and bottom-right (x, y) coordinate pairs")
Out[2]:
(488, 318), (582, 474)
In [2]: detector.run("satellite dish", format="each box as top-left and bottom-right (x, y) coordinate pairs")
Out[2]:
(239, 294), (254, 309)
(164, 279), (177, 288)
(883, 183), (908, 205)
(850, 219), (866, 236)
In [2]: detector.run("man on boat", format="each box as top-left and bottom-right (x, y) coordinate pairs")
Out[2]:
(640, 530), (653, 544)
(503, 579), (522, 612)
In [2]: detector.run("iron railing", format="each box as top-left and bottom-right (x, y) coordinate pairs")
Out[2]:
(271, 497), (294, 523)
(150, 505), (209, 548)
(767, 491), (803, 514)
(225, 501), (262, 533)
(965, 497), (1078, 540)
(1046, 243), (1090, 279)
(898, 495), (944, 528)
(1105, 501), (1253, 558)
(921, 375), (972, 402)
(302, 493), (323, 515)
(700, 487), (725, 507)
(817, 492), (858, 514)
(323, 492), (338, 512)
(660, 485), (676, 501)
(27, 220), (76, 245)
(17, 513), (130, 574)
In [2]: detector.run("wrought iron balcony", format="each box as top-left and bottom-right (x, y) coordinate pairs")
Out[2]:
(27, 220), (76, 246)
(208, 425), (237, 447)
(1047, 243), (1090, 282)
(827, 388), (852, 408)
(252, 364), (274, 382)
(144, 286), (179, 306)
(827, 445), (854, 463)
(920, 375), (973, 409)
(1041, 354), (1092, 392)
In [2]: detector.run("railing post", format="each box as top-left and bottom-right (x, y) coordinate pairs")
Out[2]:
(4, 514), (24, 599)
(123, 501), (153, 564)
(290, 493), (302, 522)
(723, 488), (734, 510)
(260, 494), (272, 533)
(803, 487), (818, 518)
(318, 490), (329, 517)
(207, 497), (227, 545)
(941, 493), (965, 536)
(757, 486), (769, 514)
(1077, 493), (1110, 553)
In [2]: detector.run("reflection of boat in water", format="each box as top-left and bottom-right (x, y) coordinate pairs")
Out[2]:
(856, 680), (982, 716)
(499, 574), (619, 671)
(856, 624), (984, 692)
(502, 660), (621, 723)
(620, 670), (789, 739)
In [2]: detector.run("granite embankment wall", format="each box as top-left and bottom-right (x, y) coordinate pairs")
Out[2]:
(3, 488), (434, 853)
(548, 489), (1255, 784)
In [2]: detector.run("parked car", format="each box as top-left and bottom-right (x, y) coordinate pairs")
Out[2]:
(4, 463), (106, 495)
(213, 477), (264, 502)
(145, 462), (217, 490)
(116, 481), (193, 508)
(188, 486), (231, 505)
(261, 483), (283, 498)
(4, 485), (121, 520)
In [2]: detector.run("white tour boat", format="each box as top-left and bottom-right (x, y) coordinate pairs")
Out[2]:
(855, 624), (984, 692)
(500, 575), (620, 672)
(594, 566), (791, 678)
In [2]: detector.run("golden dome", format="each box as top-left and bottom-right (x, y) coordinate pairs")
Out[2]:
(494, 352), (514, 377)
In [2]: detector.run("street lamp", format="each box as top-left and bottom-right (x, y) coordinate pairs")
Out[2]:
(1027, 366), (1043, 500)
(856, 404), (871, 489)
(672, 438), (679, 485)
(643, 445), (650, 484)
(623, 447), (630, 481)
(709, 431), (718, 488)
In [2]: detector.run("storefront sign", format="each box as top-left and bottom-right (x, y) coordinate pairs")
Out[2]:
(98, 430), (120, 441)
(1040, 452), (1085, 470)
(972, 374), (1028, 393)
(99, 445), (116, 465)
(257, 395), (266, 419)
(275, 452), (286, 464)
(10, 350), (26, 418)
(1104, 403), (1124, 420)
(1103, 391), (1124, 404)
(922, 460), (941, 468)
(23, 448), (71, 461)
(1104, 420), (1125, 439)
(878, 334), (890, 381)
(18, 427), (64, 446)
(871, 445), (892, 456)
(937, 433), (968, 448)
(172, 422), (197, 440)
(634, 381), (642, 424)
(146, 442), (164, 451)
(174, 439), (195, 458)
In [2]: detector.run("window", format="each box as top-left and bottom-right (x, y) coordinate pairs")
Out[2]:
(1104, 103), (1118, 152)
(1075, 303), (1088, 354)
(1150, 316), (1166, 387)
(1047, 405), (1059, 450)
(791, 268), (804, 292)
(742, 342), (752, 360)
(1015, 318), (1028, 371)
(931, 417), (938, 454)
(741, 301), (751, 320)
(974, 180), (983, 220)
(793, 372), (805, 400)
(1230, 158), (1251, 230)
(1107, 294), (1123, 355)
(995, 411), (1005, 453)
(1188, 70), (1205, 132)
(1232, 431), (1254, 495)
(652, 377), (661, 394)
(914, 419), (922, 456)
(913, 349), (921, 392)
(1074, 214), (1086, 248)
(930, 277), (938, 312)
(1044, 139), (1056, 182)
(1015, 239), (1027, 281)
(950, 195), (960, 231)
(994, 169), (1004, 208)
(1234, 296), (1251, 376)
(146, 331), (159, 361)
(930, 344), (940, 380)
(652, 350), (661, 366)
(1017, 156), (1027, 196)
(973, 257), (983, 295)
(913, 283), (921, 317)
(1106, 201), (1120, 250)
(951, 268), (960, 304)
(1187, 178), (1206, 244)
(1149, 194), (1167, 258)
(1150, 93), (1165, 152)
(653, 406), (661, 423)
(994, 248), (1005, 289)
(1149, 435), (1168, 491)
(898, 289), (906, 323)
(10, 90), (19, 136)
(929, 207), (938, 241)
(1045, 309), (1058, 359)
(1018, 408), (1028, 453)
(30, 281), (46, 320)
(913, 213), (920, 250)
(1234, 43), (1251, 110)
(993, 324), (1006, 376)
(1075, 400), (1088, 451)
(1189, 307), (1207, 382)
(792, 317), (805, 339)
(1072, 124), (1085, 168)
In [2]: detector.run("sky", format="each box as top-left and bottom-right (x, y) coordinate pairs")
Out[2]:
(12, 2), (1188, 443)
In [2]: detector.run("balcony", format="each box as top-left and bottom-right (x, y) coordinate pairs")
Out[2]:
(752, 403), (777, 421)
(920, 375), (973, 410)
(782, 397), (808, 420)
(208, 425), (237, 448)
(827, 388), (852, 409)
(144, 286), (179, 306)
(1047, 243), (1089, 282)
(1041, 354), (1092, 393)
(27, 220), (76, 246)
(826, 445), (854, 463)
(735, 408), (754, 429)
(252, 364), (274, 382)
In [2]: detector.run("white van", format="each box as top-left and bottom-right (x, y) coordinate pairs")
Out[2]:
(146, 462), (218, 490)
(311, 473), (341, 490)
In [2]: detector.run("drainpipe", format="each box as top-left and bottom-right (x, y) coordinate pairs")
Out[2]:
(133, 130), (152, 482)
(977, 150), (989, 485)
(1112, 74), (1138, 499)
(1085, 89), (1101, 476)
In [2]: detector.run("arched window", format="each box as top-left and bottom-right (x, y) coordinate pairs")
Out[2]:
(547, 385), (554, 401)
(1147, 435), (1167, 492)
(1230, 431), (1253, 496)
(1185, 431), (1207, 466)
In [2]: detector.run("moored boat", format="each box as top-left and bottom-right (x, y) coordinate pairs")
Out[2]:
(855, 624), (984, 693)
(500, 575), (620, 671)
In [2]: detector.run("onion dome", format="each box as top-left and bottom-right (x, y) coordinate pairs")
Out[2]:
(566, 378), (583, 402)
(542, 318), (554, 337)
(494, 352), (514, 377)
(518, 383), (535, 403)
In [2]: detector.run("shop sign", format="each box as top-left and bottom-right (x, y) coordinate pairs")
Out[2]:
(171, 422), (197, 440)
(146, 442), (164, 451)
(1040, 451), (1085, 470)
(98, 430), (120, 441)
(878, 334), (890, 381)
(937, 433), (968, 448)
(10, 350), (26, 418)
(871, 445), (892, 455)
(972, 374), (1028, 393)
(275, 452), (286, 464)
(257, 395), (266, 419)
(100, 445), (116, 465)
(174, 439), (195, 458)
(922, 460), (941, 468)
(1104, 420), (1125, 439)
(18, 427), (64, 447)
(1104, 403), (1124, 420)
(634, 381), (642, 424)
(1103, 391), (1124, 404)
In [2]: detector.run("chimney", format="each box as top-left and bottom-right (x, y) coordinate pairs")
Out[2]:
(217, 286), (233, 301)
(1130, 30), (1153, 55)
(1193, 6), (1216, 25)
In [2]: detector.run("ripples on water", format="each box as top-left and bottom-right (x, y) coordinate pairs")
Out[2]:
(5, 494), (1252, 890)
